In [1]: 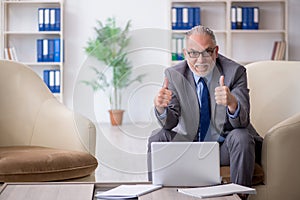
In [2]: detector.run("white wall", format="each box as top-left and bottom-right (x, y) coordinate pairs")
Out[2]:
(64, 0), (300, 124)
(64, 0), (170, 124)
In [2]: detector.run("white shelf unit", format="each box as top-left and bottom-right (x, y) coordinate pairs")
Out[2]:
(170, 0), (288, 65)
(0, 0), (64, 102)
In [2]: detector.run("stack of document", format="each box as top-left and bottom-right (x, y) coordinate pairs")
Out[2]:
(178, 183), (256, 198)
(95, 184), (162, 199)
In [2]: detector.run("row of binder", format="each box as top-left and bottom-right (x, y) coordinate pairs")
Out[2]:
(38, 8), (61, 31)
(172, 7), (200, 30)
(172, 37), (185, 61)
(37, 38), (61, 62)
(43, 69), (60, 93)
(231, 6), (259, 30)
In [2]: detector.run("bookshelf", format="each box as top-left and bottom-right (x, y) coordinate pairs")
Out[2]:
(170, 0), (288, 65)
(0, 0), (64, 102)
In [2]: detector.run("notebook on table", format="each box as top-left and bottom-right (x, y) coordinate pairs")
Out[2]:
(151, 142), (221, 187)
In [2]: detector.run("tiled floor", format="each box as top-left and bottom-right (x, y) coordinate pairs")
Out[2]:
(94, 122), (160, 182)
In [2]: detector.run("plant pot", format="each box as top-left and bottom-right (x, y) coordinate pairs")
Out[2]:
(108, 109), (124, 126)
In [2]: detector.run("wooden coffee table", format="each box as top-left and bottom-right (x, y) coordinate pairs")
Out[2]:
(0, 182), (94, 200)
(0, 182), (240, 200)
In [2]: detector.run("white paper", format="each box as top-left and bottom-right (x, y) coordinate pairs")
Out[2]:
(95, 184), (162, 199)
(178, 183), (256, 199)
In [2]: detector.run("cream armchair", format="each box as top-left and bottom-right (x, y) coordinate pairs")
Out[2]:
(0, 60), (98, 182)
(245, 61), (300, 200)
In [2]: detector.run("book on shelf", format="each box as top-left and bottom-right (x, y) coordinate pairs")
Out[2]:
(271, 41), (286, 60)
(4, 47), (18, 61)
(231, 6), (259, 30)
(277, 41), (286, 60)
(271, 41), (278, 60)
(172, 6), (200, 30)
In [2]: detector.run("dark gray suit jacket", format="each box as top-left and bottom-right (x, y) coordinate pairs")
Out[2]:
(156, 54), (262, 142)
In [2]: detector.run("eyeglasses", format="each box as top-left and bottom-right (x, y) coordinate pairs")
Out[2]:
(187, 47), (216, 58)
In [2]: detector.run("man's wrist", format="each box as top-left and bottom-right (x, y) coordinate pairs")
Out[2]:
(155, 106), (165, 115)
(227, 101), (240, 119)
(228, 96), (238, 114)
(155, 107), (167, 120)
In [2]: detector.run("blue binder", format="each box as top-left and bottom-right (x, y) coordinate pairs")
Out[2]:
(172, 7), (177, 30)
(44, 8), (50, 31)
(42, 39), (49, 62)
(193, 7), (201, 27)
(54, 38), (60, 62)
(187, 7), (194, 29)
(182, 7), (189, 29)
(54, 69), (60, 93)
(242, 7), (249, 29)
(176, 7), (183, 30)
(50, 8), (55, 31)
(48, 39), (54, 62)
(231, 6), (237, 29)
(253, 7), (259, 29)
(38, 8), (44, 31)
(248, 7), (254, 29)
(55, 8), (61, 31)
(236, 7), (242, 29)
(37, 39), (43, 62)
(43, 70), (50, 89)
(49, 70), (55, 92)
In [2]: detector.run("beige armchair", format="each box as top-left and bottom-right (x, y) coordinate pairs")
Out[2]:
(245, 61), (300, 200)
(0, 60), (98, 182)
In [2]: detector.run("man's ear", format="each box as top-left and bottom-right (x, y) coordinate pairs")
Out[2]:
(183, 48), (188, 59)
(215, 46), (219, 58)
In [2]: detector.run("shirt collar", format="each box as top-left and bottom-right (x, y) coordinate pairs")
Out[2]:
(192, 69), (213, 85)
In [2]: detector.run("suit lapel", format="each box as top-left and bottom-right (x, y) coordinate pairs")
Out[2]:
(210, 65), (227, 133)
(184, 65), (200, 137)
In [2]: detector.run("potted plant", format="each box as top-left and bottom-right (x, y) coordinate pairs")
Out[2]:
(82, 17), (145, 125)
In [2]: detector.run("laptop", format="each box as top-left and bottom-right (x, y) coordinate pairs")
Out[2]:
(151, 142), (221, 187)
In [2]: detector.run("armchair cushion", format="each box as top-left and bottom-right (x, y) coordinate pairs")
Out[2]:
(0, 146), (98, 182)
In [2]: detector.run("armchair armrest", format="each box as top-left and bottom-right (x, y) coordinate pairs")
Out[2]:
(31, 98), (96, 155)
(261, 112), (300, 199)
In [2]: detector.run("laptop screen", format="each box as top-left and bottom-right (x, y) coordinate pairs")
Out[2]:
(151, 142), (221, 187)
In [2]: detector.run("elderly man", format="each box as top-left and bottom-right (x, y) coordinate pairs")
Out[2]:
(148, 25), (262, 199)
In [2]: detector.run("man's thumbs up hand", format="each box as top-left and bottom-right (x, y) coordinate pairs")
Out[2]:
(154, 77), (172, 114)
(215, 75), (238, 114)
(219, 75), (225, 87)
(163, 77), (169, 89)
